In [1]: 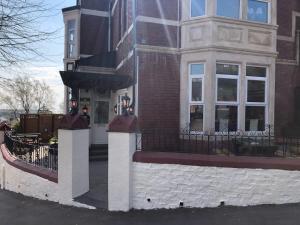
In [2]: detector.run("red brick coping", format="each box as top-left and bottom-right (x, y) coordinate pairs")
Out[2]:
(0, 144), (58, 183)
(133, 151), (300, 171)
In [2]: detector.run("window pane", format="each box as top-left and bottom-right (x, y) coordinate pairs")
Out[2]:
(191, 64), (204, 75)
(191, 0), (205, 17)
(94, 101), (109, 124)
(216, 64), (239, 75)
(190, 105), (203, 131)
(215, 106), (238, 132)
(248, 0), (268, 23)
(246, 66), (266, 77)
(246, 106), (265, 131)
(217, 0), (240, 19)
(191, 78), (202, 101)
(68, 20), (75, 31)
(247, 80), (265, 102)
(217, 78), (238, 102)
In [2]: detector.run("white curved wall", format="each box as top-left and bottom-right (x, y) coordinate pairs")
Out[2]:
(0, 153), (60, 202)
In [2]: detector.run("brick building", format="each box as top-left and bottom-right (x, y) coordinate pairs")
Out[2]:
(60, 0), (300, 145)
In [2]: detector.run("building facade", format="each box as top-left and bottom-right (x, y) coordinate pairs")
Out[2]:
(60, 0), (299, 145)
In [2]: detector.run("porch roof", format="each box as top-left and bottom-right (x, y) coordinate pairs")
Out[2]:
(60, 71), (133, 90)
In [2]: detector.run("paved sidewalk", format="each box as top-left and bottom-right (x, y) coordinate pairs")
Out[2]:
(75, 161), (108, 209)
(1, 190), (300, 225)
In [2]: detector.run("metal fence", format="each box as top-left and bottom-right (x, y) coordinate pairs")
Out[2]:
(136, 126), (300, 158)
(4, 131), (58, 171)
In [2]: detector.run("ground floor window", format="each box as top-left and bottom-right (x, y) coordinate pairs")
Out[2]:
(186, 62), (269, 133)
(189, 63), (204, 131)
(245, 65), (267, 131)
(245, 106), (265, 131)
(215, 63), (240, 132)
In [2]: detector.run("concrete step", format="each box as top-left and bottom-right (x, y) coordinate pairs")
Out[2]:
(89, 155), (108, 162)
(89, 145), (108, 161)
(89, 150), (108, 157)
(90, 144), (108, 150)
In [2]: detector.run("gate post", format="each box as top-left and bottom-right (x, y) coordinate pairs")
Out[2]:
(108, 115), (137, 211)
(57, 115), (90, 203)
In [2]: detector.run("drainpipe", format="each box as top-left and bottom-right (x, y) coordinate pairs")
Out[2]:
(132, 0), (137, 115)
(108, 1), (112, 52)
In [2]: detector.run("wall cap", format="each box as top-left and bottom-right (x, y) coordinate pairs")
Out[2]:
(133, 151), (300, 171)
(108, 115), (138, 133)
(59, 114), (88, 130)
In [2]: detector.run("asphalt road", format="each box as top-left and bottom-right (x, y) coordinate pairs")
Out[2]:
(1, 190), (300, 225)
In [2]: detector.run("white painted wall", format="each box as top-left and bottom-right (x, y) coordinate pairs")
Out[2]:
(0, 129), (93, 209)
(0, 151), (60, 202)
(58, 129), (90, 200)
(108, 132), (136, 211)
(132, 162), (300, 210)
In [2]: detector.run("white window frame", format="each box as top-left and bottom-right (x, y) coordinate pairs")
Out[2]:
(67, 20), (76, 58)
(216, 63), (240, 105)
(247, 0), (271, 24)
(216, 0), (242, 20)
(215, 63), (240, 132)
(189, 63), (205, 132)
(190, 0), (207, 18)
(245, 65), (268, 131)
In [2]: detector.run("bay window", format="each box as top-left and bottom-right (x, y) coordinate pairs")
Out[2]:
(215, 63), (239, 132)
(217, 0), (240, 19)
(245, 66), (267, 131)
(248, 0), (269, 23)
(189, 64), (204, 131)
(191, 0), (206, 17)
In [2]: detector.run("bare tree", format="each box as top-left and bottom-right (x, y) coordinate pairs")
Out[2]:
(0, 75), (54, 114)
(0, 95), (20, 119)
(0, 0), (57, 68)
(34, 79), (54, 112)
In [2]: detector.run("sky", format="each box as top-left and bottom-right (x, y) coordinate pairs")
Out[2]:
(0, 0), (76, 113)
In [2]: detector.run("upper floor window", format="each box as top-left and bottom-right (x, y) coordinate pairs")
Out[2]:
(191, 0), (206, 18)
(217, 0), (240, 19)
(67, 20), (76, 58)
(248, 0), (269, 23)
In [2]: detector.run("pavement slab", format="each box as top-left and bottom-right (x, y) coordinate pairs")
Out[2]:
(1, 190), (300, 225)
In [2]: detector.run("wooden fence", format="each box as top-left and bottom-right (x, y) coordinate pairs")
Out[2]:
(20, 114), (64, 142)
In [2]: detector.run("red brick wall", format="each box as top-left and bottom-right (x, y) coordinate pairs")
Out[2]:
(276, 0), (300, 133)
(81, 0), (110, 11)
(136, 22), (178, 48)
(138, 52), (180, 130)
(137, 0), (179, 20)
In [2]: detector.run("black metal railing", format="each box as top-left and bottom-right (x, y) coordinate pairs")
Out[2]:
(136, 126), (300, 158)
(4, 131), (58, 171)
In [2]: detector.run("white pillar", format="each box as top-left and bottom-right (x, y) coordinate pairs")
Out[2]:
(108, 132), (136, 212)
(58, 129), (90, 202)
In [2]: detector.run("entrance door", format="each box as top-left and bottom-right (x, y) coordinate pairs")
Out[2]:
(92, 100), (110, 144)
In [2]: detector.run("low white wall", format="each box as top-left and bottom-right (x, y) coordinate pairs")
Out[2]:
(132, 162), (300, 210)
(0, 153), (59, 202)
